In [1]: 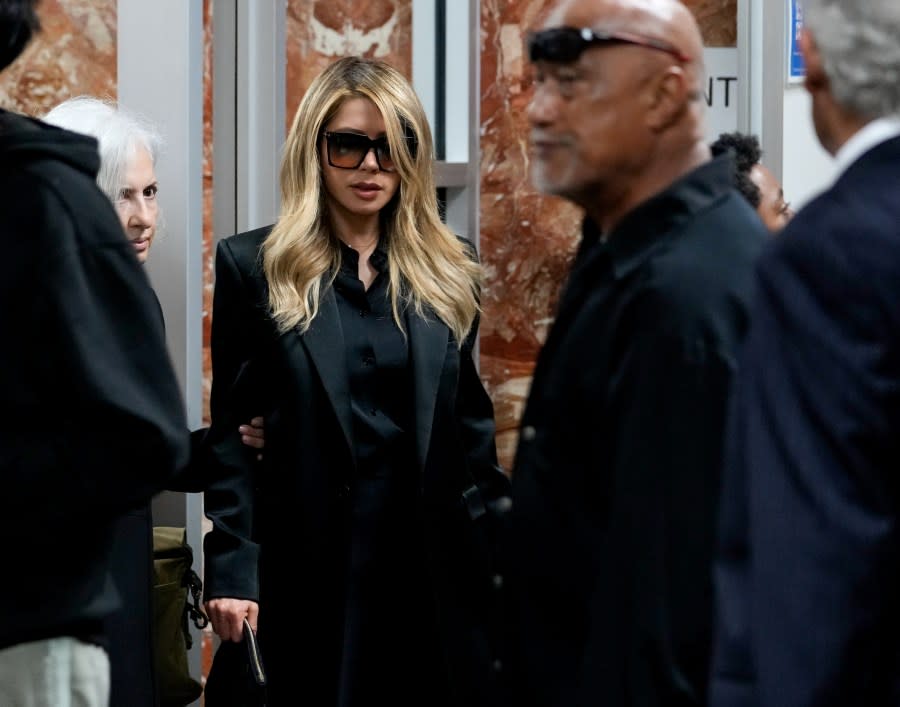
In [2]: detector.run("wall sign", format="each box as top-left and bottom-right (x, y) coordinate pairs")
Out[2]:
(702, 47), (739, 141)
(788, 0), (805, 83)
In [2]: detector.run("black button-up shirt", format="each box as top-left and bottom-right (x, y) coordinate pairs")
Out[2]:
(507, 156), (767, 706)
(333, 241), (412, 478)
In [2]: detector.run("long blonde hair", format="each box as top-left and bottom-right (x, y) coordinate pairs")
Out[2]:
(263, 56), (481, 347)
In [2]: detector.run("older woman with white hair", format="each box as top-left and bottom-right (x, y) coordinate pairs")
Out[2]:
(45, 96), (162, 264)
(43, 95), (263, 707)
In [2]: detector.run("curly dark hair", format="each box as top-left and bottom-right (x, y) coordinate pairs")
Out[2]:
(0, 0), (41, 73)
(710, 131), (762, 209)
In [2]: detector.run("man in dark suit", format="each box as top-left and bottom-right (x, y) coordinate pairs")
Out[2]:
(0, 2), (190, 704)
(710, 2), (900, 706)
(502, 0), (766, 705)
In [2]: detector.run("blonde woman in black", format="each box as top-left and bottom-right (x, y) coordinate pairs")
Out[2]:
(202, 56), (508, 707)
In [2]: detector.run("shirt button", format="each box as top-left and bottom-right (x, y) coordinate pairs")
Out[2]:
(358, 309), (366, 317)
(521, 425), (536, 441)
(363, 356), (374, 366)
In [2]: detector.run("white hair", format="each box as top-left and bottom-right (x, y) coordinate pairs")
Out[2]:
(43, 96), (164, 204)
(803, 0), (900, 119)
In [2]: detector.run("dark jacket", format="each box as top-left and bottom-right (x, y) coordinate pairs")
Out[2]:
(106, 288), (210, 707)
(107, 288), (212, 707)
(0, 110), (190, 651)
(711, 135), (900, 707)
(505, 157), (766, 707)
(202, 226), (509, 706)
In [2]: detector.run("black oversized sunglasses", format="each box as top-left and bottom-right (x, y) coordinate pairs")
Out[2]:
(527, 26), (690, 64)
(322, 131), (396, 172)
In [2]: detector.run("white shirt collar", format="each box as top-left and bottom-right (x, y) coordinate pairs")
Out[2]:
(833, 116), (900, 179)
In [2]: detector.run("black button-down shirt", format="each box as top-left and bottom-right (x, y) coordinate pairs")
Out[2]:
(508, 156), (767, 706)
(333, 241), (412, 478)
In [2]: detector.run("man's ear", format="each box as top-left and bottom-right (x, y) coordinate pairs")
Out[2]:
(645, 66), (691, 131)
(800, 27), (828, 94)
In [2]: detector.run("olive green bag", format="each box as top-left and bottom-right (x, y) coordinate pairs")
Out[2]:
(152, 526), (209, 707)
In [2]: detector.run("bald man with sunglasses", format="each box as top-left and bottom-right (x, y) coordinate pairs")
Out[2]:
(500, 1), (766, 706)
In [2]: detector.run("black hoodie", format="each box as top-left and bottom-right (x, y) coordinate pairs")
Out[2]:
(0, 108), (190, 649)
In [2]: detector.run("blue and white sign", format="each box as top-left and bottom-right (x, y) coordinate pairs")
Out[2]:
(788, 0), (805, 82)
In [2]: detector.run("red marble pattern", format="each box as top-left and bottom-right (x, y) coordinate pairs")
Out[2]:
(685, 0), (738, 46)
(478, 0), (737, 470)
(285, 0), (412, 130)
(201, 0), (215, 685)
(0, 0), (116, 115)
(479, 0), (581, 470)
(202, 0), (214, 428)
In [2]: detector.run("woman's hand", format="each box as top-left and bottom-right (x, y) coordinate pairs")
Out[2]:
(204, 597), (260, 642)
(239, 416), (265, 460)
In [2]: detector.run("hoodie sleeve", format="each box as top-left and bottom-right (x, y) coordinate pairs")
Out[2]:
(0, 166), (190, 520)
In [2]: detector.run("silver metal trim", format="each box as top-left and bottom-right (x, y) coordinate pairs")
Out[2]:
(434, 161), (469, 187)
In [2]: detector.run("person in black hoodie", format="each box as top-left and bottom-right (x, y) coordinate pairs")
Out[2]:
(42, 94), (265, 707)
(0, 2), (190, 706)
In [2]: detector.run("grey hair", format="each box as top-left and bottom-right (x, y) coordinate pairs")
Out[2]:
(802, 0), (900, 119)
(42, 95), (164, 204)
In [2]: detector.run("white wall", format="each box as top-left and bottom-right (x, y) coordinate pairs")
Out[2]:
(703, 48), (739, 142)
(118, 0), (205, 693)
(782, 86), (834, 209)
(744, 0), (836, 212)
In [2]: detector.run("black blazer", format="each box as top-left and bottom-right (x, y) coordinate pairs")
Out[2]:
(105, 294), (214, 707)
(711, 135), (900, 707)
(203, 226), (509, 706)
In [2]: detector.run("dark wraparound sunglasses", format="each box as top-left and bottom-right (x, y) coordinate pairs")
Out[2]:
(323, 131), (396, 172)
(528, 26), (691, 64)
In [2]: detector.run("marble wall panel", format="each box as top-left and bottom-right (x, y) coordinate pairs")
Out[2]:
(0, 0), (115, 115)
(685, 0), (738, 46)
(286, 0), (412, 129)
(478, 0), (737, 470)
(479, 0), (581, 469)
(202, 0), (214, 427)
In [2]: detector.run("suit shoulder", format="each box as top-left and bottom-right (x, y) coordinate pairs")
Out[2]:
(761, 180), (900, 317)
(218, 225), (273, 272)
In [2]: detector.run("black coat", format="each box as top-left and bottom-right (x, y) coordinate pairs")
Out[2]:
(711, 134), (900, 707)
(106, 425), (208, 707)
(0, 110), (190, 654)
(203, 226), (509, 706)
(504, 158), (766, 707)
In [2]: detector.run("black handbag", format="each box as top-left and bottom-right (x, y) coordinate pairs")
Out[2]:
(204, 618), (268, 707)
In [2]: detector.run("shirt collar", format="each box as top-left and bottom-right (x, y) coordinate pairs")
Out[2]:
(599, 155), (737, 280)
(338, 237), (389, 273)
(833, 116), (900, 180)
